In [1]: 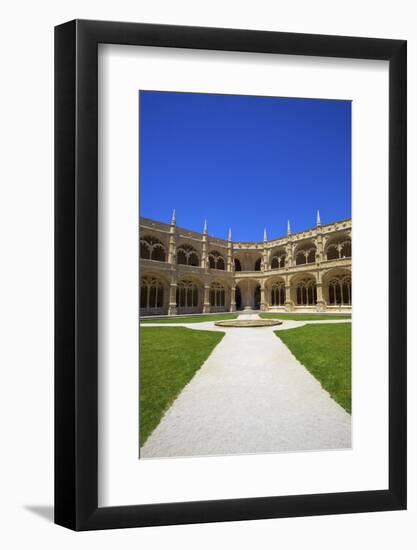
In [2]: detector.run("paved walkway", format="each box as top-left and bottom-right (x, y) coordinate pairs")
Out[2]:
(141, 315), (351, 458)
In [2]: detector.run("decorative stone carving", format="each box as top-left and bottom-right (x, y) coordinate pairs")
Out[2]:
(139, 215), (352, 315)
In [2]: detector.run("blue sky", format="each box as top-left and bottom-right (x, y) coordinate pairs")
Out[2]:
(139, 91), (351, 242)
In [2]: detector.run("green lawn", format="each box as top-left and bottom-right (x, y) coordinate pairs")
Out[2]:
(275, 323), (351, 413)
(140, 327), (224, 446)
(141, 313), (238, 324)
(260, 313), (351, 321)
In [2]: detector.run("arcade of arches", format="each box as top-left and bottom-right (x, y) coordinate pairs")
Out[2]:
(139, 215), (352, 315)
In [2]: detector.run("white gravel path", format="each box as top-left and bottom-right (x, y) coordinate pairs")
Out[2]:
(141, 315), (351, 458)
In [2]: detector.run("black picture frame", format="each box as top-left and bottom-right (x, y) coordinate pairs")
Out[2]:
(55, 19), (407, 531)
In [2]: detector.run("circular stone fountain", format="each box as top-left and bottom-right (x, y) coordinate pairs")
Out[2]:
(214, 319), (283, 328)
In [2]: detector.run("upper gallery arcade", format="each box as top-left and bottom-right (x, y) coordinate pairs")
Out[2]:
(140, 210), (352, 316)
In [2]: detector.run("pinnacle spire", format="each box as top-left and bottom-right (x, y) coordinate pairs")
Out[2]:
(287, 220), (291, 236)
(263, 228), (267, 242)
(228, 227), (232, 241)
(203, 219), (207, 234)
(316, 209), (321, 227)
(171, 209), (176, 225)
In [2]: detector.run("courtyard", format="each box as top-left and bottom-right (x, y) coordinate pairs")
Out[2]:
(139, 312), (351, 458)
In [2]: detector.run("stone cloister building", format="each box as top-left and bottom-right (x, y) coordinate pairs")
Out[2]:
(140, 211), (352, 316)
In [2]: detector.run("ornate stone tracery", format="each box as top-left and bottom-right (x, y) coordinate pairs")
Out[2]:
(234, 258), (242, 271)
(270, 281), (285, 306)
(325, 237), (351, 260)
(176, 279), (200, 308)
(177, 244), (200, 266)
(328, 275), (352, 305)
(254, 257), (262, 271)
(139, 215), (352, 315)
(294, 243), (317, 265)
(210, 281), (226, 307)
(271, 253), (286, 269)
(294, 277), (317, 306)
(140, 236), (166, 262)
(140, 275), (164, 310)
(208, 250), (225, 270)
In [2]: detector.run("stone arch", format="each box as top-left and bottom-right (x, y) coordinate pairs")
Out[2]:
(208, 250), (226, 270)
(211, 276), (233, 311)
(140, 240), (150, 260)
(140, 273), (168, 315)
(210, 274), (232, 289)
(294, 241), (316, 266)
(235, 277), (262, 310)
(209, 281), (226, 308)
(141, 268), (170, 287)
(176, 275), (204, 313)
(233, 252), (262, 272)
(265, 276), (286, 307)
(325, 235), (351, 261)
(140, 235), (166, 262)
(270, 247), (286, 270)
(326, 243), (339, 260)
(254, 256), (262, 271)
(290, 272), (317, 306)
(152, 243), (165, 262)
(322, 268), (352, 306)
(341, 240), (352, 258)
(177, 244), (200, 266)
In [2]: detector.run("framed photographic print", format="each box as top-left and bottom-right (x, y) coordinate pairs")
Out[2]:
(55, 20), (406, 530)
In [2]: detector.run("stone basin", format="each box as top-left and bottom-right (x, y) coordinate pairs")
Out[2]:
(214, 319), (283, 328)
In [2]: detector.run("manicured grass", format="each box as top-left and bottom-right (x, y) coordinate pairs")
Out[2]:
(141, 313), (238, 324)
(260, 313), (351, 321)
(140, 327), (224, 446)
(275, 323), (351, 413)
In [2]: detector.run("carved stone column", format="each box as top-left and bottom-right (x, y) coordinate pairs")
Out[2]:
(315, 235), (323, 264)
(315, 271), (326, 311)
(201, 243), (208, 269)
(315, 283), (326, 311)
(262, 249), (268, 272)
(230, 285), (236, 312)
(284, 274), (293, 311)
(167, 280), (177, 316)
(168, 237), (176, 265)
(284, 286), (293, 311)
(286, 242), (293, 268)
(260, 288), (266, 311)
(227, 248), (233, 272)
(260, 280), (267, 311)
(203, 284), (211, 313)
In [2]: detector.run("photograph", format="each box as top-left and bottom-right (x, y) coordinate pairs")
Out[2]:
(139, 91), (352, 458)
(0, 0), (410, 542)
